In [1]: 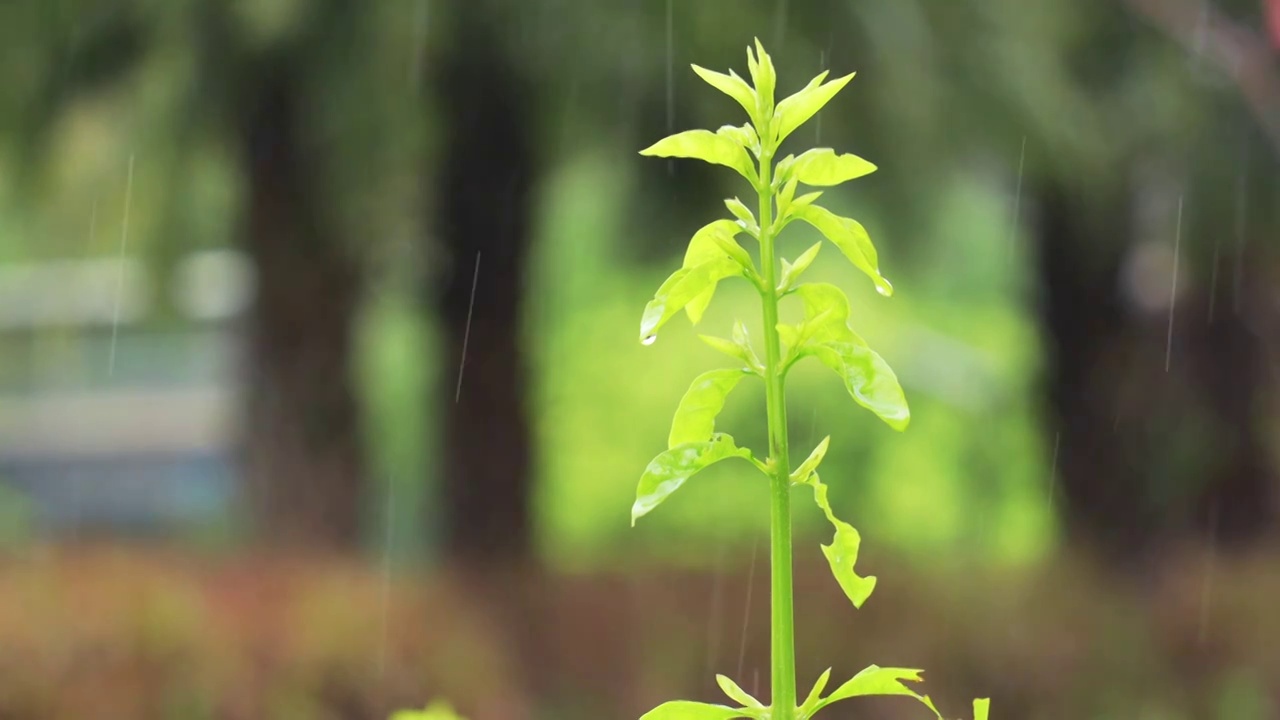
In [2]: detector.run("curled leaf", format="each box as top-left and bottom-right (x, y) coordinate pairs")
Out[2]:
(640, 129), (757, 185)
(632, 434), (752, 525)
(790, 436), (830, 485)
(791, 204), (891, 296)
(798, 668), (832, 718)
(640, 259), (740, 341)
(778, 243), (822, 295)
(693, 65), (758, 123)
(716, 124), (761, 156)
(803, 471), (877, 608)
(811, 665), (943, 718)
(724, 198), (758, 235)
(715, 675), (764, 709)
(669, 369), (748, 448)
(791, 148), (877, 186)
(639, 700), (756, 720)
(773, 72), (855, 145)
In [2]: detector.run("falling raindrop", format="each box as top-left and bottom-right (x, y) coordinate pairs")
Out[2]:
(1166, 196), (1183, 373)
(642, 334), (657, 346)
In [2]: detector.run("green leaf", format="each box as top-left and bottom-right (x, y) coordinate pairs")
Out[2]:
(640, 259), (740, 342)
(791, 283), (853, 345)
(692, 65), (758, 123)
(778, 242), (821, 295)
(638, 700), (755, 720)
(389, 701), (467, 720)
(715, 675), (764, 709)
(773, 153), (797, 188)
(974, 698), (991, 720)
(813, 666), (942, 718)
(790, 436), (829, 485)
(724, 198), (758, 235)
(669, 369), (747, 448)
(791, 204), (892, 296)
(800, 471), (877, 608)
(632, 434), (752, 525)
(677, 219), (751, 324)
(773, 71), (855, 145)
(640, 129), (756, 184)
(798, 668), (832, 718)
(747, 39), (776, 120)
(716, 124), (761, 156)
(776, 177), (799, 217)
(810, 342), (909, 431)
(791, 148), (877, 186)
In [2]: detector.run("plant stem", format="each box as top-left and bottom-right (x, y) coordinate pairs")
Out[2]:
(757, 145), (796, 719)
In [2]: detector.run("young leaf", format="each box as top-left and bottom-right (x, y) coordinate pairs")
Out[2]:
(773, 72), (855, 145)
(776, 177), (799, 217)
(974, 698), (992, 720)
(798, 668), (833, 718)
(639, 701), (757, 720)
(747, 39), (776, 119)
(680, 219), (753, 323)
(669, 369), (748, 448)
(791, 204), (892, 296)
(790, 436), (830, 485)
(773, 153), (797, 189)
(801, 472), (877, 609)
(810, 342), (910, 431)
(640, 129), (757, 185)
(390, 701), (467, 720)
(640, 258), (741, 342)
(632, 434), (753, 525)
(699, 333), (763, 375)
(716, 124), (761, 156)
(692, 65), (758, 123)
(724, 198), (758, 235)
(715, 675), (764, 709)
(778, 242), (822, 295)
(791, 148), (877, 186)
(812, 665), (943, 718)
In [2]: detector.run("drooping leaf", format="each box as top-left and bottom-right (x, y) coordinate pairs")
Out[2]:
(773, 72), (855, 145)
(640, 129), (757, 184)
(778, 243), (822, 295)
(638, 700), (755, 720)
(715, 675), (764, 709)
(791, 148), (877, 186)
(669, 369), (748, 448)
(802, 472), (877, 608)
(678, 220), (751, 324)
(798, 668), (832, 718)
(716, 124), (760, 156)
(791, 204), (891, 296)
(973, 698), (991, 720)
(692, 65), (758, 123)
(813, 666), (942, 718)
(810, 342), (910, 431)
(724, 198), (758, 235)
(640, 259), (741, 341)
(790, 436), (830, 485)
(632, 434), (752, 525)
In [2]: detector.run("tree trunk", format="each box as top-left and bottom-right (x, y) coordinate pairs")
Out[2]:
(238, 53), (365, 551)
(432, 13), (537, 566)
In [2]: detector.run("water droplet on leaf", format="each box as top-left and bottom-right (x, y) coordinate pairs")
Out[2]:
(875, 279), (893, 297)
(642, 334), (658, 346)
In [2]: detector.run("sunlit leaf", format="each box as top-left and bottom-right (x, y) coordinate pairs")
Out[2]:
(974, 698), (991, 720)
(790, 436), (829, 485)
(747, 39), (776, 119)
(640, 258), (741, 341)
(678, 219), (750, 324)
(798, 668), (832, 718)
(778, 243), (821, 295)
(791, 148), (877, 186)
(389, 701), (467, 720)
(632, 434), (753, 525)
(791, 283), (853, 345)
(699, 332), (763, 375)
(640, 129), (757, 184)
(810, 342), (909, 431)
(791, 204), (891, 296)
(773, 72), (854, 145)
(813, 665), (943, 718)
(801, 472), (877, 608)
(669, 369), (748, 448)
(693, 65), (758, 123)
(724, 198), (758, 235)
(715, 675), (764, 709)
(776, 176), (799, 217)
(638, 700), (755, 720)
(716, 124), (760, 157)
(773, 153), (797, 188)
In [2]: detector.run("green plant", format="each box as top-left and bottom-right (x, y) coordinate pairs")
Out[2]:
(630, 40), (990, 720)
(390, 700), (467, 720)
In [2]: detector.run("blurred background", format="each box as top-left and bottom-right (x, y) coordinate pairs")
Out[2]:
(2, 0), (1280, 718)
